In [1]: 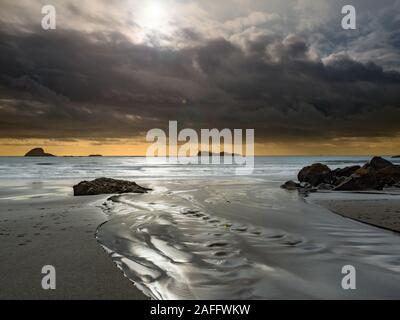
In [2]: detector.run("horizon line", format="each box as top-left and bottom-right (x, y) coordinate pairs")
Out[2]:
(0, 154), (398, 157)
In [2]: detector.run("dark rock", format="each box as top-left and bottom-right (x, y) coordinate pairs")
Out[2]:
(391, 155), (400, 159)
(299, 182), (312, 189)
(364, 156), (393, 170)
(334, 167), (379, 191)
(317, 183), (334, 190)
(332, 175), (348, 186)
(298, 163), (331, 186)
(73, 178), (152, 196)
(280, 180), (318, 195)
(334, 163), (400, 191)
(280, 180), (300, 190)
(285, 156), (400, 194)
(376, 165), (400, 187)
(298, 186), (318, 196)
(334, 177), (377, 191)
(332, 165), (360, 178)
(24, 148), (55, 157)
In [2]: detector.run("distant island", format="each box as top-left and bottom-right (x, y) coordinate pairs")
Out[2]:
(89, 154), (103, 157)
(24, 148), (55, 157)
(197, 151), (242, 157)
(392, 155), (400, 158)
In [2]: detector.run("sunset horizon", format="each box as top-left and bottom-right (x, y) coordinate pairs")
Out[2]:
(1, 142), (399, 157)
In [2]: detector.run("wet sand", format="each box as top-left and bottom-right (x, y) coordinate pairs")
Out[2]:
(309, 192), (400, 234)
(96, 179), (400, 299)
(313, 199), (400, 233)
(0, 193), (148, 300)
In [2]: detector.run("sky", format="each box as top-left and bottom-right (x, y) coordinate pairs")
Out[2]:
(0, 0), (400, 156)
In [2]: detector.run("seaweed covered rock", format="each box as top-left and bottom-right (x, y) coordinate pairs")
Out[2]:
(73, 178), (152, 196)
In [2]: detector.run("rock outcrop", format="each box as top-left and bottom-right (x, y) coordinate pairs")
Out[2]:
(73, 178), (152, 196)
(334, 157), (399, 191)
(24, 148), (55, 157)
(282, 156), (400, 193)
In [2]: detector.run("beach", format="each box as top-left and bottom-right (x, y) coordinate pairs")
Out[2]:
(1, 156), (400, 299)
(0, 182), (147, 299)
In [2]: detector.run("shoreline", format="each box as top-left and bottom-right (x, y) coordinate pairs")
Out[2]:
(0, 192), (148, 300)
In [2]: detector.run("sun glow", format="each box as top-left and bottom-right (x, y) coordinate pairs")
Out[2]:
(139, 1), (168, 31)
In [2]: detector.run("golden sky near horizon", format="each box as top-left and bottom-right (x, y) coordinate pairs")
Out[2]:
(0, 138), (399, 156)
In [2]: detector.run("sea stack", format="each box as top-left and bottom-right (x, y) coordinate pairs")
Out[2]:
(24, 148), (55, 157)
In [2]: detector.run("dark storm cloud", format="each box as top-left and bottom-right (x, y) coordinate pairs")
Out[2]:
(0, 0), (400, 143)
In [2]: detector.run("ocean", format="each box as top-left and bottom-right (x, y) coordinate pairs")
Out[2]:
(0, 155), (389, 181)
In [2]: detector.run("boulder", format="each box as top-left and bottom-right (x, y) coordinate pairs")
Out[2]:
(364, 156), (393, 170)
(332, 165), (360, 178)
(332, 175), (348, 186)
(376, 165), (400, 187)
(335, 179), (378, 191)
(317, 183), (334, 190)
(24, 148), (55, 157)
(334, 167), (379, 191)
(280, 180), (300, 190)
(73, 178), (152, 196)
(333, 163), (400, 191)
(297, 163), (331, 186)
(283, 156), (400, 194)
(280, 180), (318, 195)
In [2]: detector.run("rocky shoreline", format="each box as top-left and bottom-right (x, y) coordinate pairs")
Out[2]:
(281, 156), (400, 195)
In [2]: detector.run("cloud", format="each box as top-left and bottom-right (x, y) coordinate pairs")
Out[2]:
(0, 0), (399, 145)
